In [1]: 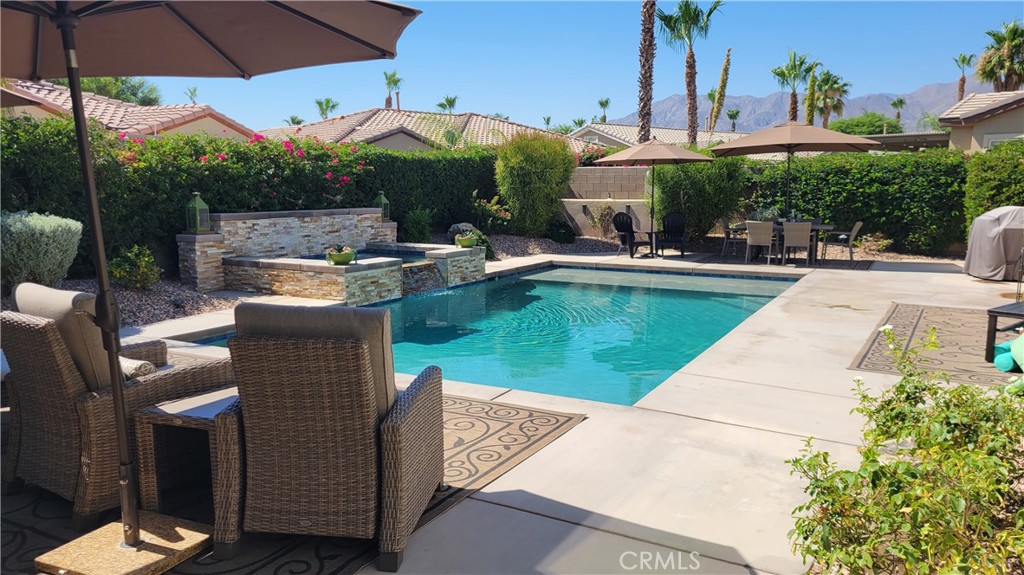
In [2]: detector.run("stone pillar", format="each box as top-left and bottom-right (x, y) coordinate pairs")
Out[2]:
(177, 233), (229, 293)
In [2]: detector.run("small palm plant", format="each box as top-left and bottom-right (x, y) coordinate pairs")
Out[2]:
(597, 98), (610, 123)
(890, 97), (906, 121)
(726, 108), (740, 132)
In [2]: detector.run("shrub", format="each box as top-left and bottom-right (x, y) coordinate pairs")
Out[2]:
(964, 140), (1024, 234)
(398, 206), (434, 243)
(586, 202), (616, 238)
(545, 217), (576, 244)
(653, 154), (747, 240)
(109, 245), (162, 290)
(466, 228), (496, 260)
(828, 111), (903, 135)
(0, 211), (82, 293)
(471, 189), (512, 232)
(789, 327), (1024, 573)
(495, 133), (576, 237)
(750, 149), (967, 254)
(575, 144), (607, 167)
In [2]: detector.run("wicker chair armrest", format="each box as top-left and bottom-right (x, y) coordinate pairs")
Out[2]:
(121, 340), (168, 367)
(378, 365), (444, 554)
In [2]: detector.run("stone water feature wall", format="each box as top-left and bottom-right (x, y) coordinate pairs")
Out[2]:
(223, 257), (403, 306)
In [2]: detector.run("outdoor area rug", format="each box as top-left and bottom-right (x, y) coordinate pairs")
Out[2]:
(1, 395), (584, 575)
(851, 303), (1018, 387)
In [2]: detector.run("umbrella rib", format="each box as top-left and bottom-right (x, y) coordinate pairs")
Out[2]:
(2, 1), (54, 17)
(163, 3), (249, 79)
(268, 1), (396, 59)
(80, 1), (168, 18)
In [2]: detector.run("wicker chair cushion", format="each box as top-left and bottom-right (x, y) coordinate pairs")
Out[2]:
(233, 303), (396, 420)
(12, 283), (110, 392)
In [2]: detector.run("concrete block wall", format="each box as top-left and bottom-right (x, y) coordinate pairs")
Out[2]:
(567, 166), (649, 200)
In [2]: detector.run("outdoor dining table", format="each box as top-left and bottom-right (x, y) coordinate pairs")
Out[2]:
(731, 221), (835, 264)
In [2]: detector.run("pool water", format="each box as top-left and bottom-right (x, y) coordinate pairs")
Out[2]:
(188, 268), (791, 405)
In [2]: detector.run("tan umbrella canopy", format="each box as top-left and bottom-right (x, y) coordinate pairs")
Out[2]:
(595, 138), (712, 238)
(710, 122), (878, 217)
(1, 0), (420, 549)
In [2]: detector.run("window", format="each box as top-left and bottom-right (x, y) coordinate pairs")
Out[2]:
(982, 132), (1022, 150)
(583, 135), (599, 144)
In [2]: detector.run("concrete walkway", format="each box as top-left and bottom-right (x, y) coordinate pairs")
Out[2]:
(125, 254), (1008, 574)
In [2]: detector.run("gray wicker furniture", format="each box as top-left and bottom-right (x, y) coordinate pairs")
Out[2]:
(0, 283), (235, 530)
(227, 302), (445, 572)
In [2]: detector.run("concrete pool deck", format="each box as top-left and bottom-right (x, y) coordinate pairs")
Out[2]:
(121, 252), (1005, 574)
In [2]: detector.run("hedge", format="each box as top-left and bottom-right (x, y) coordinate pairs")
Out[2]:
(0, 211), (82, 293)
(963, 140), (1024, 234)
(1, 116), (496, 277)
(653, 155), (748, 240)
(495, 133), (576, 237)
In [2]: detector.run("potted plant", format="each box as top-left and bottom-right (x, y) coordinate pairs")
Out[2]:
(454, 231), (477, 248)
(325, 244), (356, 265)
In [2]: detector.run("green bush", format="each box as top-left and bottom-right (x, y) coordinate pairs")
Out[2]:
(0, 211), (82, 293)
(751, 149), (967, 254)
(964, 140), (1024, 234)
(398, 206), (434, 243)
(544, 217), (576, 244)
(109, 244), (162, 290)
(466, 228), (496, 260)
(495, 133), (576, 237)
(789, 327), (1024, 573)
(653, 154), (747, 240)
(828, 111), (903, 135)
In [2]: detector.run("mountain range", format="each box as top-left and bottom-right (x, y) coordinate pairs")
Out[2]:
(611, 77), (991, 133)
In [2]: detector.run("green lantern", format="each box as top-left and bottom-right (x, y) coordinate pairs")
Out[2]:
(373, 191), (390, 220)
(185, 192), (211, 233)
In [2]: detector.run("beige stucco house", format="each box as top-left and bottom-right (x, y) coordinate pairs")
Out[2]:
(3, 80), (253, 140)
(939, 91), (1024, 152)
(260, 108), (593, 153)
(570, 122), (749, 148)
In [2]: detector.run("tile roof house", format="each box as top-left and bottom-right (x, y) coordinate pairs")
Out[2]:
(5, 80), (254, 140)
(939, 91), (1024, 152)
(570, 122), (795, 161)
(259, 108), (594, 153)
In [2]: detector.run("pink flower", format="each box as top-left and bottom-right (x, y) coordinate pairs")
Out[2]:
(283, 141), (294, 151)
(325, 172), (333, 179)
(331, 157), (339, 165)
(296, 149), (305, 157)
(217, 153), (227, 161)
(252, 133), (266, 141)
(350, 145), (358, 153)
(118, 132), (128, 140)
(356, 165), (362, 170)
(340, 175), (350, 183)
(222, 129), (227, 133)
(131, 138), (145, 145)
(200, 155), (208, 163)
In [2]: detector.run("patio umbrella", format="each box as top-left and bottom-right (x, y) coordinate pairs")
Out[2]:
(1, 85), (45, 108)
(1, 0), (420, 549)
(710, 122), (878, 218)
(594, 138), (712, 244)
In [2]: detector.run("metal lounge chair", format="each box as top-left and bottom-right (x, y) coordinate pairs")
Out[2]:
(821, 221), (864, 263)
(657, 212), (687, 257)
(612, 212), (652, 258)
(227, 302), (445, 572)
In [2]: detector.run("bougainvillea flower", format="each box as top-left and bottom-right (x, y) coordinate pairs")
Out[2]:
(217, 153), (227, 161)
(350, 146), (358, 153)
(325, 172), (333, 179)
(118, 132), (128, 140)
(296, 149), (305, 157)
(200, 155), (208, 163)
(340, 175), (350, 183)
(331, 157), (339, 165)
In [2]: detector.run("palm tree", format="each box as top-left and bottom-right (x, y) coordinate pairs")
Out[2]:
(953, 53), (976, 101)
(491, 113), (509, 120)
(705, 88), (716, 130)
(597, 98), (611, 123)
(890, 97), (906, 122)
(383, 70), (402, 109)
(976, 20), (1024, 92)
(284, 115), (304, 126)
(572, 117), (586, 129)
(771, 50), (816, 122)
(814, 70), (850, 130)
(315, 98), (340, 120)
(637, 0), (657, 143)
(726, 108), (740, 132)
(436, 95), (458, 115)
(656, 0), (724, 145)
(543, 115), (552, 129)
(184, 86), (198, 104)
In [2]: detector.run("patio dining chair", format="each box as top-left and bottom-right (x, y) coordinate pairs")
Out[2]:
(745, 220), (778, 264)
(720, 216), (746, 257)
(227, 303), (445, 572)
(781, 221), (814, 265)
(821, 221), (864, 263)
(0, 283), (234, 530)
(612, 212), (652, 258)
(657, 212), (687, 257)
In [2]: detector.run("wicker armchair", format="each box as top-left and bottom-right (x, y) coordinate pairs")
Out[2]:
(228, 302), (444, 572)
(0, 283), (235, 530)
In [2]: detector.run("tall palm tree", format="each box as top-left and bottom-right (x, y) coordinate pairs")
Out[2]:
(436, 95), (458, 115)
(976, 20), (1024, 92)
(315, 98), (340, 120)
(726, 108), (740, 132)
(953, 53), (976, 101)
(814, 70), (850, 130)
(656, 0), (724, 145)
(890, 97), (906, 122)
(383, 70), (402, 109)
(597, 98), (611, 123)
(572, 117), (586, 129)
(283, 115), (304, 126)
(803, 66), (817, 125)
(637, 0), (657, 143)
(771, 50), (816, 122)
(543, 115), (552, 129)
(706, 88), (716, 130)
(184, 86), (198, 104)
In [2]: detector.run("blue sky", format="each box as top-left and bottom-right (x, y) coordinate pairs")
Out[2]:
(145, 1), (1022, 133)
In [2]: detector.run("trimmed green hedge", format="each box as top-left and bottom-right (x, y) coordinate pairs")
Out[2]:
(495, 133), (576, 237)
(653, 154), (748, 240)
(964, 140), (1024, 234)
(1, 116), (496, 277)
(750, 149), (967, 254)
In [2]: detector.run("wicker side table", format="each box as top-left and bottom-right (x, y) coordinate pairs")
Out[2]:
(135, 386), (243, 559)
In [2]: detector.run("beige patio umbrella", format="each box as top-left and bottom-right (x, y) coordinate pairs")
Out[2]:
(595, 137), (713, 241)
(1, 0), (420, 554)
(710, 121), (878, 218)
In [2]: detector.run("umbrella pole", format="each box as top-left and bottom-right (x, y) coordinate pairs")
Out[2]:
(650, 165), (656, 255)
(56, 9), (141, 548)
(785, 152), (792, 220)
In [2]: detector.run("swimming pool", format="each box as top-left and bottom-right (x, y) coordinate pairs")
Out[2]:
(186, 268), (791, 405)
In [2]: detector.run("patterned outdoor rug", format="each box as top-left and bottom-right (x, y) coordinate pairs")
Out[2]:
(1, 395), (584, 575)
(851, 303), (1018, 386)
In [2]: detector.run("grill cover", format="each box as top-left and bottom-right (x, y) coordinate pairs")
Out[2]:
(964, 206), (1024, 281)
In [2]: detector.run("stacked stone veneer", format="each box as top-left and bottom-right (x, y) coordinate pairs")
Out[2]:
(223, 257), (402, 306)
(178, 208), (396, 293)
